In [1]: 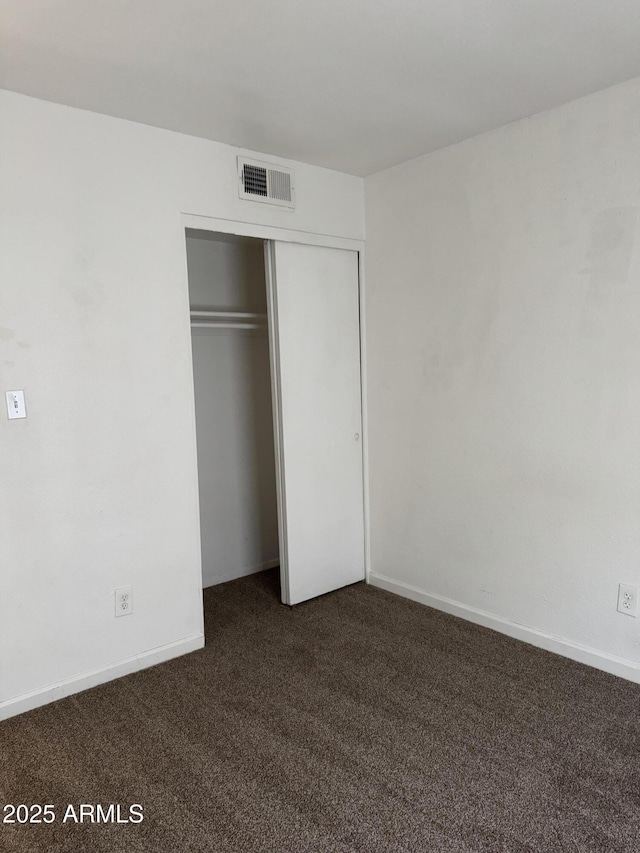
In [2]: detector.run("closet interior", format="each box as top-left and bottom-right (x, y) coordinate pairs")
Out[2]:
(186, 229), (279, 588)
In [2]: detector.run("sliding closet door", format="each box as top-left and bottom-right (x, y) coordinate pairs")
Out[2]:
(266, 241), (365, 605)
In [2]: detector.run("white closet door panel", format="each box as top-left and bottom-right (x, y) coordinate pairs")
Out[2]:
(267, 241), (365, 605)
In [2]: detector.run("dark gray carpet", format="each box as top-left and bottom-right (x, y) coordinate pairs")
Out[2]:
(2, 569), (640, 852)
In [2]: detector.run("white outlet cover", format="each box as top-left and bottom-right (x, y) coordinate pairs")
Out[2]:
(115, 586), (133, 617)
(617, 583), (638, 617)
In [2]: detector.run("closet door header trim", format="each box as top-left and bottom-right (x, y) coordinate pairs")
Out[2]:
(181, 213), (364, 253)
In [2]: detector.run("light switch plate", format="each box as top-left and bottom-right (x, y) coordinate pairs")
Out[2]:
(6, 390), (26, 419)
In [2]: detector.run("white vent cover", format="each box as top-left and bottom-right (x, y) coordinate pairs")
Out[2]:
(238, 157), (295, 209)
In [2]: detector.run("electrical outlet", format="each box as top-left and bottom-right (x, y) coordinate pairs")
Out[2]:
(115, 587), (133, 617)
(617, 583), (638, 617)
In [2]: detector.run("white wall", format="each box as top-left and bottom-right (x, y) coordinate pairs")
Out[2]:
(365, 77), (640, 680)
(186, 232), (279, 587)
(0, 89), (363, 718)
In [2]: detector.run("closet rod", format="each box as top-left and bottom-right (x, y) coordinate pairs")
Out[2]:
(190, 321), (265, 330)
(190, 310), (267, 321)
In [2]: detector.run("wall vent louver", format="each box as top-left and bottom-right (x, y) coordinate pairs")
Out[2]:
(238, 157), (295, 208)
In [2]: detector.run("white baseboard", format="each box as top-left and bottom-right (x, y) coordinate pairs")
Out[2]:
(0, 633), (204, 722)
(203, 558), (280, 588)
(369, 572), (640, 685)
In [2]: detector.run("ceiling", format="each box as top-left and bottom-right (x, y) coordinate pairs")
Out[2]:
(2, 0), (640, 176)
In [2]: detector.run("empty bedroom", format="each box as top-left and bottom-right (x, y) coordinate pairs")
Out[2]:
(2, 1), (640, 851)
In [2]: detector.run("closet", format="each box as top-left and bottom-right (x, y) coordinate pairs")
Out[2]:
(187, 229), (366, 605)
(187, 230), (279, 588)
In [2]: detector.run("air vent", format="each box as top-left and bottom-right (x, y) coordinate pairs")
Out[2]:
(238, 157), (295, 208)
